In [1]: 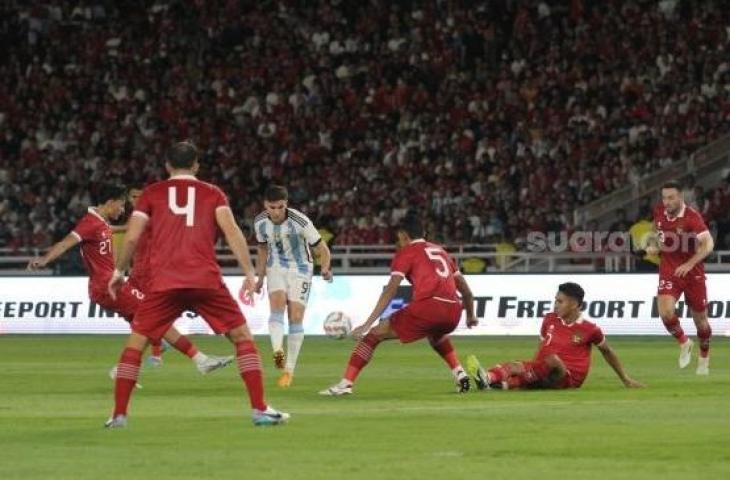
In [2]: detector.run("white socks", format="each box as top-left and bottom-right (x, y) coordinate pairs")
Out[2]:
(269, 311), (286, 352)
(285, 324), (304, 373)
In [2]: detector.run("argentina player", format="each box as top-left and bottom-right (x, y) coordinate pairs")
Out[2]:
(254, 185), (332, 387)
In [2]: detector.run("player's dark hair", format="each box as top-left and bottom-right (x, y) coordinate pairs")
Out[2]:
(94, 184), (127, 204)
(167, 141), (199, 169)
(661, 180), (682, 192)
(398, 211), (424, 239)
(558, 282), (585, 305)
(265, 185), (288, 202)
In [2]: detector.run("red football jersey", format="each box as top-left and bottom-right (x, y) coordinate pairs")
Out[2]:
(129, 226), (151, 291)
(653, 203), (710, 276)
(390, 239), (459, 301)
(535, 313), (605, 387)
(71, 208), (115, 297)
(133, 175), (228, 292)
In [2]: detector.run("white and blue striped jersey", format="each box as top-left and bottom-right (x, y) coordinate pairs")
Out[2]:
(254, 208), (322, 275)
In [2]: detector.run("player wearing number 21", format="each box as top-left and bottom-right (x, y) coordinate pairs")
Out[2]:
(320, 211), (478, 396)
(105, 141), (288, 428)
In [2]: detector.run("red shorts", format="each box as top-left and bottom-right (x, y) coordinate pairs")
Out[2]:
(658, 273), (708, 312)
(91, 282), (145, 322)
(132, 283), (245, 342)
(517, 359), (580, 389)
(389, 297), (462, 344)
(128, 275), (150, 296)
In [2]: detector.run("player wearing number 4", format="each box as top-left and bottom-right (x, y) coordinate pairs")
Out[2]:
(254, 185), (332, 388)
(320, 212), (478, 396)
(644, 181), (714, 375)
(26, 185), (225, 379)
(106, 141), (288, 428)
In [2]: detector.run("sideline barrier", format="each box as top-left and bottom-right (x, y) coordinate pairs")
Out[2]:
(1, 274), (729, 335)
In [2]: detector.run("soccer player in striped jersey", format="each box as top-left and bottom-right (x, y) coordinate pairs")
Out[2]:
(253, 185), (332, 387)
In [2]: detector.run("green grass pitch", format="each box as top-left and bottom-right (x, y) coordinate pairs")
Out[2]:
(0, 335), (728, 480)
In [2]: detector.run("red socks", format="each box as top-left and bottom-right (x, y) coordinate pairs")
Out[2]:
(171, 336), (200, 359)
(428, 336), (460, 370)
(663, 315), (689, 344)
(344, 332), (381, 382)
(151, 340), (162, 357)
(235, 341), (267, 411)
(697, 323), (712, 358)
(113, 348), (142, 417)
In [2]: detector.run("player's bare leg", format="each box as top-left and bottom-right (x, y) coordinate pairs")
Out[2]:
(428, 335), (470, 393)
(278, 300), (306, 388)
(657, 294), (692, 368)
(268, 290), (287, 370)
(106, 332), (149, 428)
(320, 319), (398, 396)
(161, 327), (233, 374)
(691, 308), (711, 375)
(225, 324), (289, 426)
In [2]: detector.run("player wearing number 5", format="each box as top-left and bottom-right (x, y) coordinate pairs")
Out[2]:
(253, 185), (332, 388)
(320, 212), (478, 396)
(645, 181), (714, 375)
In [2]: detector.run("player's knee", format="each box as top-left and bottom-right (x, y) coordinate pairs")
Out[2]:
(545, 355), (566, 377)
(227, 325), (252, 343)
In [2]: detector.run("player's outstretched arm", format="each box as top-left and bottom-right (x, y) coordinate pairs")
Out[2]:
(27, 233), (80, 270)
(314, 241), (332, 281)
(597, 342), (645, 388)
(351, 275), (403, 339)
(216, 207), (256, 294)
(454, 273), (478, 328)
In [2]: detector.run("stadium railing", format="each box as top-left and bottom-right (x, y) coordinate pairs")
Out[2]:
(574, 132), (730, 227)
(4, 246), (729, 275)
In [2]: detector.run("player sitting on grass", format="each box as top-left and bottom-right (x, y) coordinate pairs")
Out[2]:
(467, 282), (644, 390)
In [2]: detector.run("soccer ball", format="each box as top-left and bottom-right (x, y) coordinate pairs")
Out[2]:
(323, 311), (352, 339)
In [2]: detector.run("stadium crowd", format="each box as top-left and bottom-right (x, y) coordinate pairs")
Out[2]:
(0, 0), (729, 253)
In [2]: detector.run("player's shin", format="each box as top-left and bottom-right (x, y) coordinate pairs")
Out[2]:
(235, 341), (267, 411)
(113, 347), (142, 417)
(343, 331), (382, 384)
(697, 322), (711, 358)
(662, 315), (689, 344)
(285, 323), (304, 373)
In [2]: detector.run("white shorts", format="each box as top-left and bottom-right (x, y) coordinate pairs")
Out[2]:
(266, 268), (313, 306)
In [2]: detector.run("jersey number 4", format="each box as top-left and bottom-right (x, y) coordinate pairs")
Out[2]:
(425, 247), (450, 278)
(168, 186), (196, 227)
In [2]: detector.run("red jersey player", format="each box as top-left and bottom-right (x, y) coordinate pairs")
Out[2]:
(320, 212), (479, 396)
(27, 184), (232, 377)
(646, 181), (714, 375)
(106, 141), (288, 428)
(466, 283), (643, 390)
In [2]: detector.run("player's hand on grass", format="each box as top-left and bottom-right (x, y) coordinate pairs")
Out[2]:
(466, 314), (478, 328)
(623, 377), (645, 388)
(108, 269), (125, 300)
(674, 262), (694, 278)
(27, 257), (47, 271)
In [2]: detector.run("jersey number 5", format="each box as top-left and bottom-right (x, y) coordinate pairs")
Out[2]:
(425, 247), (449, 278)
(168, 186), (196, 227)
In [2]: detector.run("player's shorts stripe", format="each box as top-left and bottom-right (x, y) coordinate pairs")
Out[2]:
(70, 231), (82, 242)
(391, 271), (406, 277)
(132, 210), (149, 220)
